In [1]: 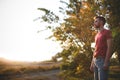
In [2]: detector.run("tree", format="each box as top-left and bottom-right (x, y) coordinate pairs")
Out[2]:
(53, 1), (95, 79)
(38, 0), (96, 79)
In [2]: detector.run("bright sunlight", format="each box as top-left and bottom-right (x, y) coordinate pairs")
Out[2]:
(0, 0), (63, 62)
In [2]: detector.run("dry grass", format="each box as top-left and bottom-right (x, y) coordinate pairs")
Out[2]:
(109, 65), (120, 80)
(0, 58), (61, 80)
(0, 58), (60, 76)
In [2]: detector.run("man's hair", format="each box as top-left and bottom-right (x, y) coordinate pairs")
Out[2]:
(95, 16), (106, 25)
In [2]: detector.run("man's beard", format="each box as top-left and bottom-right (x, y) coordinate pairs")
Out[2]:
(96, 26), (100, 28)
(94, 25), (100, 28)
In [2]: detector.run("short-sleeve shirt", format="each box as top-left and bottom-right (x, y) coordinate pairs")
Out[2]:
(93, 29), (112, 58)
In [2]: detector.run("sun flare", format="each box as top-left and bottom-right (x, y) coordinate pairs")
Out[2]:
(0, 0), (62, 62)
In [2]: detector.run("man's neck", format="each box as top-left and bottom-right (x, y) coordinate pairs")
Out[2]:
(98, 27), (104, 32)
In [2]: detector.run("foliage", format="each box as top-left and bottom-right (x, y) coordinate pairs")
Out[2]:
(38, 8), (59, 24)
(53, 0), (96, 79)
(110, 0), (120, 63)
(38, 0), (95, 79)
(104, 0), (120, 28)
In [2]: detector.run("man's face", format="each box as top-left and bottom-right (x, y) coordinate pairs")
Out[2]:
(94, 18), (101, 28)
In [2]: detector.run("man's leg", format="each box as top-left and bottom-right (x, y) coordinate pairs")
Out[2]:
(94, 65), (98, 80)
(95, 58), (109, 80)
(98, 68), (109, 80)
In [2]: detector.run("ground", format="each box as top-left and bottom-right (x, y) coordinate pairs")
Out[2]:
(0, 58), (120, 80)
(8, 69), (60, 80)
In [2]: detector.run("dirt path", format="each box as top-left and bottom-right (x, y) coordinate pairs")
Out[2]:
(20, 69), (60, 80)
(1, 69), (62, 80)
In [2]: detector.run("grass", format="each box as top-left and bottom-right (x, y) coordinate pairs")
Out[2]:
(109, 65), (120, 80)
(7, 76), (50, 80)
(0, 75), (50, 80)
(0, 58), (61, 80)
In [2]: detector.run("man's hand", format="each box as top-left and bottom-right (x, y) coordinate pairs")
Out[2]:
(90, 63), (94, 72)
(103, 63), (109, 70)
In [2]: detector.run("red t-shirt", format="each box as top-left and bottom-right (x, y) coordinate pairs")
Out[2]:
(93, 29), (112, 58)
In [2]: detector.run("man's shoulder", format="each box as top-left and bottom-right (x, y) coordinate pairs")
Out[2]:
(104, 29), (111, 33)
(103, 29), (113, 38)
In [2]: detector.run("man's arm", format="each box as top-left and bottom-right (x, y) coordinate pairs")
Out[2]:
(90, 58), (94, 72)
(104, 38), (113, 69)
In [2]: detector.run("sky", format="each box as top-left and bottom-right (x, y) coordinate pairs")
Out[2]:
(0, 0), (63, 62)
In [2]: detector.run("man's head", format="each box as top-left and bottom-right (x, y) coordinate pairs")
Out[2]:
(94, 16), (106, 28)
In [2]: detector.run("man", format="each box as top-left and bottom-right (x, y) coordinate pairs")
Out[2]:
(90, 16), (113, 80)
